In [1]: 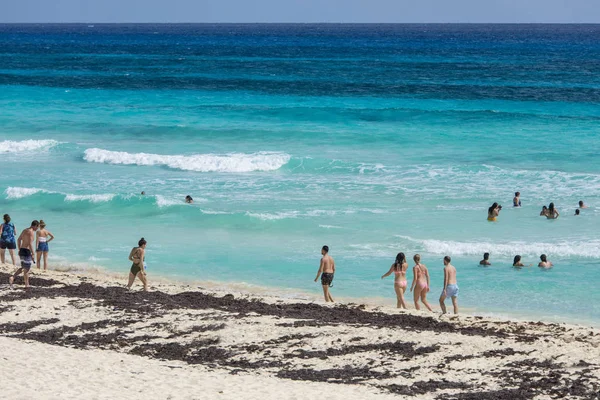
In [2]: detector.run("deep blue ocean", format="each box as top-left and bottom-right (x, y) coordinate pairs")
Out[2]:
(1, 24), (600, 323)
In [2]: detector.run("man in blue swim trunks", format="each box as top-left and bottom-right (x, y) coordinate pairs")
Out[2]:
(9, 220), (39, 289)
(439, 255), (459, 315)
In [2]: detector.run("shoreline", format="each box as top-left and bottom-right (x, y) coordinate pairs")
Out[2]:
(2, 263), (600, 399)
(34, 262), (600, 328)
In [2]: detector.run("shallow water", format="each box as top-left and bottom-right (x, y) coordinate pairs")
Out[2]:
(1, 24), (600, 322)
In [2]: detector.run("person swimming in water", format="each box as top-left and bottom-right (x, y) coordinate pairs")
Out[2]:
(314, 245), (335, 302)
(487, 203), (501, 222)
(410, 254), (433, 312)
(381, 252), (408, 309)
(540, 205), (548, 216)
(546, 203), (559, 219)
(538, 254), (553, 268)
(575, 209), (580, 216)
(513, 192), (521, 207)
(512, 255), (532, 267)
(579, 200), (588, 209)
(479, 252), (491, 266)
(185, 195), (193, 204)
(127, 237), (148, 291)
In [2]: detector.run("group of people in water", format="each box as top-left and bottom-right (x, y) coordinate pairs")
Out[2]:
(479, 252), (553, 268)
(1, 215), (55, 288)
(488, 192), (588, 221)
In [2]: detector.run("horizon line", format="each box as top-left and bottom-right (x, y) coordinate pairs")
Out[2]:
(2, 22), (600, 25)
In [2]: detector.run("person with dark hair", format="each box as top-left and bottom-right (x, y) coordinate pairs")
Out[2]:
(513, 192), (521, 207)
(479, 253), (491, 266)
(487, 202), (501, 222)
(381, 252), (408, 309)
(439, 256), (459, 315)
(578, 200), (587, 209)
(546, 203), (559, 219)
(314, 245), (335, 302)
(512, 255), (531, 267)
(410, 254), (433, 312)
(0, 214), (17, 265)
(9, 220), (39, 289)
(127, 237), (148, 291)
(36, 220), (55, 271)
(575, 209), (580, 216)
(538, 254), (553, 268)
(185, 195), (193, 204)
(540, 205), (548, 217)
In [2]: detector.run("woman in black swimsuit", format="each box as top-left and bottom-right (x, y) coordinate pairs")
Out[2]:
(127, 237), (148, 291)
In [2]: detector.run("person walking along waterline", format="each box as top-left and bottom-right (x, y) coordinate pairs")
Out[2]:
(127, 238), (148, 291)
(35, 220), (54, 271)
(314, 245), (335, 302)
(439, 256), (459, 315)
(410, 254), (433, 312)
(9, 220), (39, 289)
(381, 252), (408, 309)
(0, 214), (17, 265)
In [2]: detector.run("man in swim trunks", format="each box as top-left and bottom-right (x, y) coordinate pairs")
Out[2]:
(9, 220), (39, 289)
(314, 245), (335, 302)
(439, 256), (459, 315)
(513, 192), (521, 207)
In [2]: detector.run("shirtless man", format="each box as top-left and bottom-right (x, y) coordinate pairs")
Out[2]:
(314, 245), (335, 302)
(479, 252), (491, 266)
(579, 200), (588, 209)
(538, 254), (553, 268)
(9, 220), (39, 289)
(439, 256), (459, 315)
(513, 192), (521, 207)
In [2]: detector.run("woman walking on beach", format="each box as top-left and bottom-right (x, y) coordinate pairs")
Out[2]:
(35, 220), (54, 271)
(381, 252), (408, 309)
(546, 203), (559, 219)
(127, 238), (148, 291)
(487, 203), (501, 222)
(410, 254), (433, 312)
(0, 214), (17, 265)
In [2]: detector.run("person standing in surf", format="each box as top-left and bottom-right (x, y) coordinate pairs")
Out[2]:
(546, 203), (559, 219)
(0, 214), (17, 265)
(35, 220), (55, 271)
(410, 254), (433, 312)
(487, 203), (501, 221)
(381, 252), (408, 309)
(127, 238), (148, 291)
(314, 245), (335, 302)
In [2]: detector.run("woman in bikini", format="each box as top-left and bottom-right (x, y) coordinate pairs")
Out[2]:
(35, 220), (55, 271)
(381, 252), (408, 309)
(546, 203), (559, 219)
(410, 254), (433, 311)
(487, 203), (501, 222)
(127, 237), (148, 291)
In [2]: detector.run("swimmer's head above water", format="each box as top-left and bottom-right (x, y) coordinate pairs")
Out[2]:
(575, 209), (580, 216)
(185, 195), (193, 204)
(540, 254), (547, 262)
(483, 252), (490, 260)
(513, 255), (522, 265)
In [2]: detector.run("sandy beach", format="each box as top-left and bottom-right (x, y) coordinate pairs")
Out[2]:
(1, 264), (600, 400)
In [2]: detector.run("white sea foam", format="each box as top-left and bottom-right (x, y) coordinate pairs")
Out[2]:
(64, 194), (116, 203)
(246, 211), (300, 221)
(155, 195), (186, 208)
(396, 235), (600, 258)
(5, 187), (46, 199)
(83, 148), (291, 173)
(0, 139), (59, 153)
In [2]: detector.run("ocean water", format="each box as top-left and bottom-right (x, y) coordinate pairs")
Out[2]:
(1, 24), (600, 324)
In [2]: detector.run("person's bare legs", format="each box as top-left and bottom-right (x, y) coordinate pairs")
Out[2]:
(9, 267), (23, 289)
(451, 296), (458, 314)
(24, 269), (30, 288)
(138, 273), (148, 292)
(36, 251), (42, 269)
(439, 293), (447, 314)
(43, 252), (49, 271)
(8, 249), (16, 266)
(413, 286), (421, 310)
(420, 291), (433, 312)
(127, 272), (136, 289)
(394, 285), (407, 309)
(0, 249), (4, 264)
(322, 285), (333, 302)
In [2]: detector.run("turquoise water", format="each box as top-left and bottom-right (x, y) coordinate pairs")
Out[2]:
(1, 24), (600, 323)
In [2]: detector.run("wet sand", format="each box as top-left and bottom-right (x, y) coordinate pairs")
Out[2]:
(1, 264), (600, 399)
